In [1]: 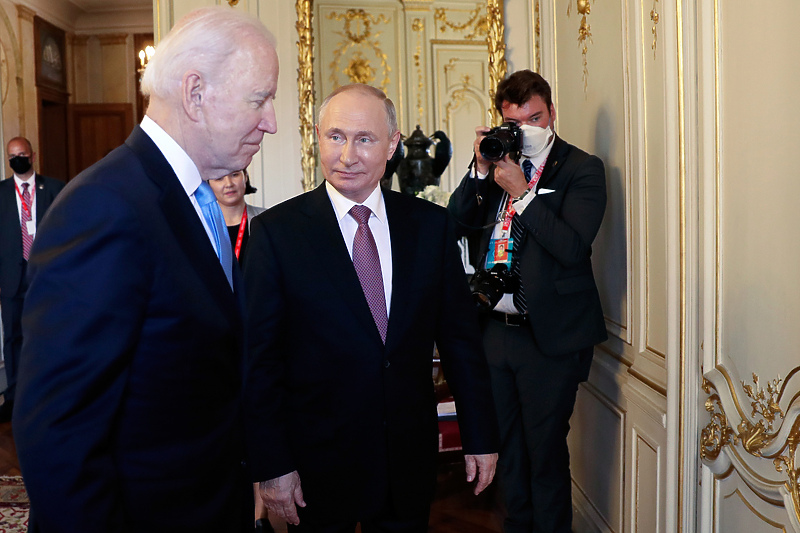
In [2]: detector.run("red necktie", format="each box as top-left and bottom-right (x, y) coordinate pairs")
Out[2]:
(349, 205), (388, 343)
(20, 183), (32, 261)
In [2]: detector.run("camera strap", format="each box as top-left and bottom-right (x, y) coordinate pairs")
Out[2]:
(500, 155), (547, 227)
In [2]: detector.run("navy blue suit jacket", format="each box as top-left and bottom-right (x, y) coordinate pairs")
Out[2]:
(14, 126), (249, 532)
(243, 185), (499, 521)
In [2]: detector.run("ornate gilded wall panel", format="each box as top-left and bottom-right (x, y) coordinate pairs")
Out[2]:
(640, 0), (669, 360)
(553, 0), (630, 347)
(702, 365), (800, 531)
(432, 44), (491, 192)
(316, 3), (403, 111)
(298, 0), (504, 190)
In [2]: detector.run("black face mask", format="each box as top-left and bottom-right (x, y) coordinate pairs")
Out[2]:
(9, 155), (31, 175)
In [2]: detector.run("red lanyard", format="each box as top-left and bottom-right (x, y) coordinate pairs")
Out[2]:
(14, 181), (34, 218)
(233, 208), (247, 259)
(500, 157), (547, 233)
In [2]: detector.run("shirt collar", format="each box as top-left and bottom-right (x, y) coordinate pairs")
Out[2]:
(325, 181), (387, 225)
(140, 115), (203, 196)
(14, 173), (36, 187)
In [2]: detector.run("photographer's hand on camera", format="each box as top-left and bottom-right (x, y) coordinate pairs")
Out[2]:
(472, 127), (528, 199)
(472, 126), (493, 175)
(493, 157), (528, 199)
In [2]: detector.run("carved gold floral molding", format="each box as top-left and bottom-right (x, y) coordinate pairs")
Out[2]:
(486, 0), (506, 126)
(650, 0), (660, 59)
(327, 9), (392, 91)
(567, 0), (594, 94)
(295, 1), (506, 190)
(412, 18), (425, 126)
(702, 365), (800, 531)
(444, 73), (474, 128)
(296, 0), (315, 192)
(433, 4), (487, 41)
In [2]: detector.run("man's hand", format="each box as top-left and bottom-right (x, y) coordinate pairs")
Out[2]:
(473, 127), (528, 198)
(464, 453), (499, 495)
(257, 471), (306, 525)
(472, 126), (493, 175)
(493, 157), (529, 198)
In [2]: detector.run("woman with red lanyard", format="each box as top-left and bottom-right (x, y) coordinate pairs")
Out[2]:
(208, 168), (266, 267)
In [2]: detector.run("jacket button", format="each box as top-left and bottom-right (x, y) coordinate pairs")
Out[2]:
(384, 359), (391, 368)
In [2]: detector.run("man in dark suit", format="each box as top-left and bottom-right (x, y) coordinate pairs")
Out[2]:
(244, 83), (499, 533)
(0, 136), (64, 422)
(13, 7), (279, 532)
(448, 70), (608, 533)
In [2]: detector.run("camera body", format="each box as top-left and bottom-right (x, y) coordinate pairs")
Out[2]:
(471, 263), (518, 311)
(479, 122), (523, 163)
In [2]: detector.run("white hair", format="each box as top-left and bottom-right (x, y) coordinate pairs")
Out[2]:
(141, 6), (276, 101)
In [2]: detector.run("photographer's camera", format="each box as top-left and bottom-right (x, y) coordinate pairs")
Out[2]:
(471, 264), (518, 311)
(479, 122), (523, 163)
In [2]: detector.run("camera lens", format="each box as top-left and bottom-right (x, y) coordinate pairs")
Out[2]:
(479, 137), (507, 162)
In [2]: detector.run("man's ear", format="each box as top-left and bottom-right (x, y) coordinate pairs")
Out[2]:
(182, 70), (205, 122)
(387, 130), (402, 160)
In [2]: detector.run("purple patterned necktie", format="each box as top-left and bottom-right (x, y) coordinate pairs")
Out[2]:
(349, 205), (388, 343)
(20, 182), (32, 261)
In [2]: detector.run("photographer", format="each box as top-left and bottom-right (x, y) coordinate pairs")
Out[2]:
(448, 70), (607, 533)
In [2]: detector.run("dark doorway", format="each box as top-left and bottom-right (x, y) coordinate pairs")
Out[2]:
(37, 87), (69, 182)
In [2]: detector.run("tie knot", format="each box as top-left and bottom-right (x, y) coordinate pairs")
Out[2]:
(349, 205), (372, 225)
(22, 182), (29, 191)
(522, 159), (534, 182)
(194, 181), (215, 206)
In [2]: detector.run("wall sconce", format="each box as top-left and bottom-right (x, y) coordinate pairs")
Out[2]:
(137, 45), (154, 79)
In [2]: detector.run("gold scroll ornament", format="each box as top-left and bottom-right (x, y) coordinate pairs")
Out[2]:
(701, 370), (800, 527)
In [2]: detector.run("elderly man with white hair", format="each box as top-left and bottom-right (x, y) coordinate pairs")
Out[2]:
(14, 7), (278, 532)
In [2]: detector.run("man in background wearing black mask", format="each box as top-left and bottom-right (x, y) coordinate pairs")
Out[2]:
(0, 136), (64, 422)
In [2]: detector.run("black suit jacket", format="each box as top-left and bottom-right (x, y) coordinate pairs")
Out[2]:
(243, 185), (498, 521)
(14, 127), (249, 532)
(0, 174), (64, 300)
(449, 135), (608, 357)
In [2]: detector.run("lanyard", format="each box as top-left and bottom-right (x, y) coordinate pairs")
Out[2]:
(14, 181), (34, 218)
(234, 208), (247, 260)
(500, 156), (547, 234)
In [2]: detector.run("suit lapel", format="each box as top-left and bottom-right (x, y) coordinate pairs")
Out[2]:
(124, 126), (238, 318)
(34, 175), (52, 224)
(384, 190), (419, 349)
(298, 185), (382, 343)
(537, 135), (569, 190)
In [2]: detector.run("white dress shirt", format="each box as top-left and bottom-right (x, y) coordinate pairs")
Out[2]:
(325, 182), (393, 317)
(140, 116), (216, 249)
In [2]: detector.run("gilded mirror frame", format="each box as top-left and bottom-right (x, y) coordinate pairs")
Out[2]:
(295, 0), (507, 192)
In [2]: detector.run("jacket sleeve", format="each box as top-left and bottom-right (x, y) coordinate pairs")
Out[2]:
(15, 182), (151, 532)
(242, 214), (296, 482)
(433, 212), (500, 455)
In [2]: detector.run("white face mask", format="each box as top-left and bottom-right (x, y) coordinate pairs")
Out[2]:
(520, 124), (553, 158)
